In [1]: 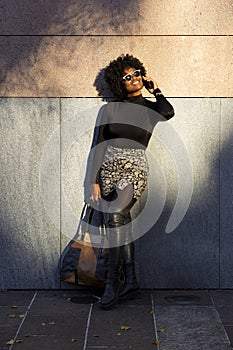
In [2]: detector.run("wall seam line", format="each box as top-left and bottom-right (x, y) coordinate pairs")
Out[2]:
(59, 97), (62, 289)
(219, 98), (222, 289)
(0, 34), (232, 37)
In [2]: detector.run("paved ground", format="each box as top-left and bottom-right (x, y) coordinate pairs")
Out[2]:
(0, 289), (233, 350)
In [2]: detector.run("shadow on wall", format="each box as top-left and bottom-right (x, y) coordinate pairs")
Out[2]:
(136, 127), (233, 289)
(0, 0), (140, 86)
(94, 68), (115, 101)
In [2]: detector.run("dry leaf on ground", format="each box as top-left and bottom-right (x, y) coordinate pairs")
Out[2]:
(158, 328), (166, 333)
(15, 339), (23, 343)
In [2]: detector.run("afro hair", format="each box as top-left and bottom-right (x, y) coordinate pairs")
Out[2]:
(104, 54), (147, 100)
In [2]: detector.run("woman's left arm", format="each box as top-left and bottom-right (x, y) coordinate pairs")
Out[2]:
(144, 76), (175, 120)
(153, 89), (175, 120)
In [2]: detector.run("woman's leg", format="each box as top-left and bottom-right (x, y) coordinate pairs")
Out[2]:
(110, 187), (140, 298)
(100, 185), (138, 308)
(120, 241), (140, 298)
(99, 185), (131, 307)
(100, 211), (125, 309)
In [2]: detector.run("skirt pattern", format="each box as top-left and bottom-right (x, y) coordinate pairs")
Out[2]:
(99, 145), (148, 200)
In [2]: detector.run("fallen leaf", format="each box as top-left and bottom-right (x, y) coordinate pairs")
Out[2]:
(49, 321), (55, 325)
(15, 339), (23, 343)
(6, 339), (14, 345)
(11, 305), (17, 309)
(149, 309), (155, 314)
(158, 328), (166, 333)
(93, 334), (100, 338)
(24, 333), (30, 337)
(116, 332), (122, 336)
(71, 338), (76, 342)
(120, 325), (131, 331)
(152, 340), (161, 345)
(41, 322), (46, 327)
(9, 314), (16, 318)
(19, 314), (25, 318)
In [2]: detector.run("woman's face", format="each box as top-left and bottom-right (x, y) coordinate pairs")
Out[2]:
(122, 67), (144, 97)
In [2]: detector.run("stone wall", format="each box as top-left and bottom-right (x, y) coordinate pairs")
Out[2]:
(0, 1), (232, 288)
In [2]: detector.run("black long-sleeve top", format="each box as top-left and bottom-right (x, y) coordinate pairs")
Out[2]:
(90, 90), (174, 184)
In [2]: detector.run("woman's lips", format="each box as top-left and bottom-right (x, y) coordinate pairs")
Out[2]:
(132, 80), (139, 85)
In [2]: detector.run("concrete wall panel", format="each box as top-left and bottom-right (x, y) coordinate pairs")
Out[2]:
(0, 97), (232, 289)
(0, 36), (232, 97)
(137, 98), (221, 288)
(0, 0), (232, 35)
(0, 98), (60, 289)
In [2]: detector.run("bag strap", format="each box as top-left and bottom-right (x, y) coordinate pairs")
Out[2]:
(71, 203), (88, 242)
(72, 203), (106, 246)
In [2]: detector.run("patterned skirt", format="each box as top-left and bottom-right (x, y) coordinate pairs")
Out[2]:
(99, 145), (148, 200)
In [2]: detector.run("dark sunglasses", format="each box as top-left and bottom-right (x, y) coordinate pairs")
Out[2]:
(122, 69), (141, 82)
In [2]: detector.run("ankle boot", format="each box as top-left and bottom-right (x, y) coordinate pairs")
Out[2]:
(120, 262), (139, 298)
(120, 242), (140, 298)
(100, 257), (122, 309)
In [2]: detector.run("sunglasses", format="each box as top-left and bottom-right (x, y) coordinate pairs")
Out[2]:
(122, 69), (141, 82)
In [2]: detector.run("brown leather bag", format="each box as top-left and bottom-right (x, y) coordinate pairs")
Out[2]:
(60, 204), (108, 288)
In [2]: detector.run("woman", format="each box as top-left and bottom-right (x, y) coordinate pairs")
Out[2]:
(89, 54), (174, 309)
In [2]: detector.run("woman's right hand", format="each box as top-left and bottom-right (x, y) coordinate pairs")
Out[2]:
(90, 184), (101, 203)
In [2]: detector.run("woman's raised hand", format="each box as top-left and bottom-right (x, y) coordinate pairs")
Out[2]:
(143, 76), (159, 94)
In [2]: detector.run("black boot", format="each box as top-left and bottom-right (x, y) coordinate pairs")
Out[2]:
(100, 253), (122, 309)
(120, 243), (140, 298)
(100, 213), (125, 309)
(120, 262), (140, 298)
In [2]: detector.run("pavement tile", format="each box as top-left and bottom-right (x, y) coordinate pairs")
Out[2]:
(30, 294), (91, 316)
(0, 290), (35, 307)
(155, 306), (232, 350)
(0, 305), (27, 347)
(210, 291), (233, 326)
(118, 289), (152, 306)
(17, 313), (87, 336)
(5, 335), (84, 350)
(0, 306), (27, 324)
(153, 289), (213, 306)
(10, 290), (92, 346)
(0, 325), (22, 348)
(214, 306), (233, 326)
(87, 303), (157, 350)
(0, 290), (233, 349)
(210, 290), (233, 306)
(37, 289), (97, 299)
(225, 327), (233, 346)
